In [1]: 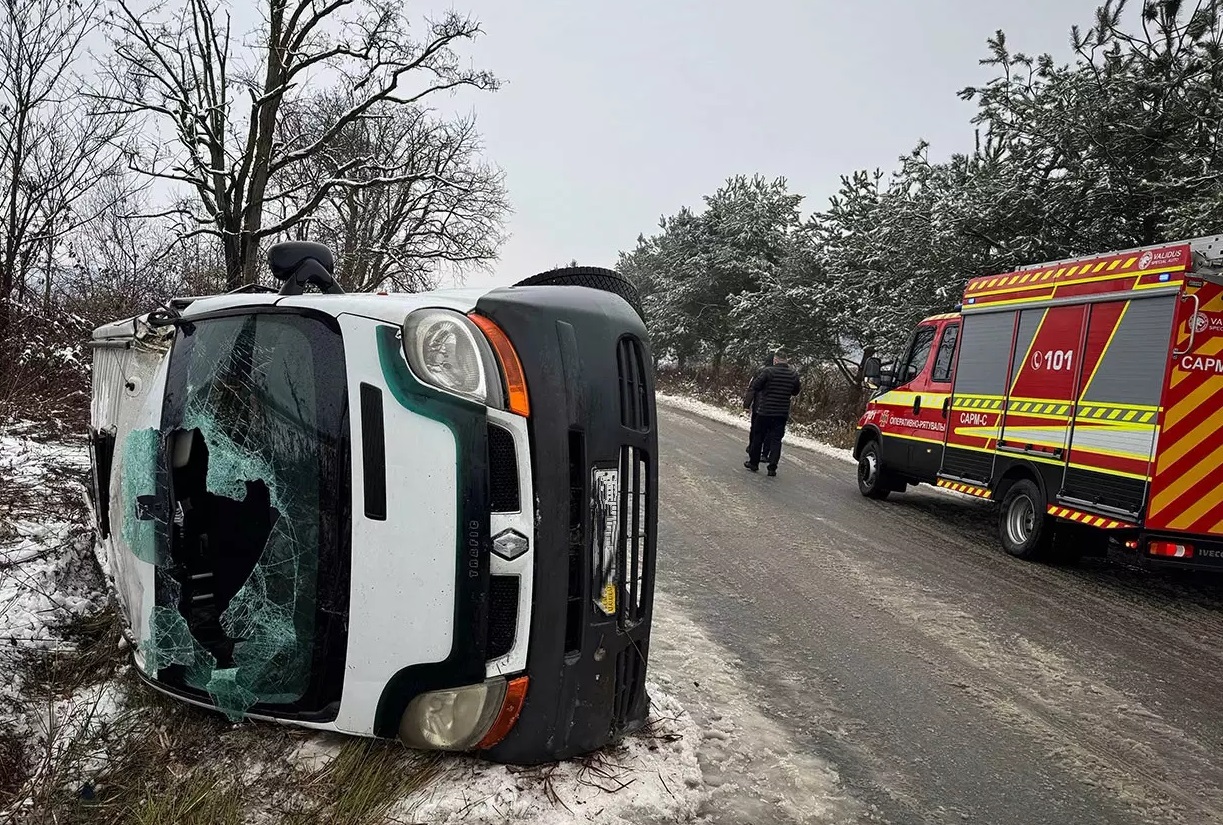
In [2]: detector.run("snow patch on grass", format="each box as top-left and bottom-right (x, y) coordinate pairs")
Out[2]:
(286, 687), (705, 824)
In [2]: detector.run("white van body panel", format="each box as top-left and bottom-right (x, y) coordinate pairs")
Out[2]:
(89, 326), (172, 671)
(333, 314), (464, 732)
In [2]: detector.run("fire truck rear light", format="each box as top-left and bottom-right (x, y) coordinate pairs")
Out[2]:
(1124, 539), (1139, 550)
(1149, 540), (1194, 559)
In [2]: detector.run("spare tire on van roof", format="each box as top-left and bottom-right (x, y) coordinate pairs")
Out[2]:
(512, 266), (644, 320)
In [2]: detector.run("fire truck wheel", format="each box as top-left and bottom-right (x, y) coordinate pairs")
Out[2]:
(857, 440), (892, 500)
(998, 479), (1053, 560)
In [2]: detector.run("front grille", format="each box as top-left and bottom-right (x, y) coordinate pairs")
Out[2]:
(488, 424), (520, 512)
(617, 337), (651, 431)
(487, 575), (519, 659)
(618, 445), (649, 628)
(613, 642), (647, 731)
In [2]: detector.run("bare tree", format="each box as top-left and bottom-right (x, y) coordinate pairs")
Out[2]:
(277, 95), (508, 292)
(100, 0), (499, 290)
(0, 0), (130, 345)
(60, 179), (179, 324)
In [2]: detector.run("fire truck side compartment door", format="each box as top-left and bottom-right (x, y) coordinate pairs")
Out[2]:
(942, 311), (1017, 483)
(1064, 295), (1174, 515)
(1000, 304), (1085, 461)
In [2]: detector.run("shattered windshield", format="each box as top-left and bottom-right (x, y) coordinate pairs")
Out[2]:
(145, 311), (349, 718)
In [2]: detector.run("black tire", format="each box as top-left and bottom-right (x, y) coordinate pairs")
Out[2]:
(513, 266), (644, 320)
(857, 439), (892, 500)
(998, 478), (1053, 560)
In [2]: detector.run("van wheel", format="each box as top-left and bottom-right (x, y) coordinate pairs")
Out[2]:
(857, 440), (892, 500)
(999, 479), (1053, 560)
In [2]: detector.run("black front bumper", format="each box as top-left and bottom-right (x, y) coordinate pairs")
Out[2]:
(475, 285), (658, 765)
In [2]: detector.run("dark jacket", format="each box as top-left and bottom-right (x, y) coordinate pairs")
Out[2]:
(750, 363), (801, 418)
(747, 352), (776, 414)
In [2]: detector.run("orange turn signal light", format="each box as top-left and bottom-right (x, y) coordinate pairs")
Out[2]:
(477, 675), (529, 750)
(469, 313), (530, 417)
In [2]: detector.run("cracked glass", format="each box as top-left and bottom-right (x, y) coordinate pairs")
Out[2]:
(139, 312), (348, 719)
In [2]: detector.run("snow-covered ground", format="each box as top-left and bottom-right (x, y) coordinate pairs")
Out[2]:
(393, 687), (701, 824)
(650, 593), (862, 824)
(0, 433), (708, 823)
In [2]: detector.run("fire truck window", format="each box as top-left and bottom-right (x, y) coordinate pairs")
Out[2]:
(932, 324), (959, 383)
(899, 326), (938, 384)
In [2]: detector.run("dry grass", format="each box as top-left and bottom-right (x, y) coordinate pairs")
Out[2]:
(122, 770), (245, 825)
(279, 739), (444, 825)
(10, 668), (291, 825)
(0, 733), (26, 809)
(18, 608), (126, 702)
(6, 640), (454, 825)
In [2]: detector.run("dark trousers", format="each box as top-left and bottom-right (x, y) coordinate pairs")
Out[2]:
(747, 415), (787, 470)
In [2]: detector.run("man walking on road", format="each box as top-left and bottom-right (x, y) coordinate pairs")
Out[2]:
(744, 350), (801, 477)
(745, 350), (775, 460)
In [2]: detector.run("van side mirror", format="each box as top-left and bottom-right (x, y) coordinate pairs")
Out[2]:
(862, 356), (882, 383)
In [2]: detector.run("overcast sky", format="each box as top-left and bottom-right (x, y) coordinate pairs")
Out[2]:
(436, 0), (1103, 289)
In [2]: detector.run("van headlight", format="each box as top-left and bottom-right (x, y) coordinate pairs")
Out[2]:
(398, 678), (507, 751)
(402, 309), (503, 407)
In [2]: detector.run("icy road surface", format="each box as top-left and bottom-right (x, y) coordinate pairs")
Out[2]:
(653, 398), (1223, 825)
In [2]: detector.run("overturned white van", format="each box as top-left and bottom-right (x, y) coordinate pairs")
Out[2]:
(86, 242), (658, 765)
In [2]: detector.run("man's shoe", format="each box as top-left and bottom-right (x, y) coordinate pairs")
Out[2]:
(744, 461), (758, 472)
(767, 468), (777, 477)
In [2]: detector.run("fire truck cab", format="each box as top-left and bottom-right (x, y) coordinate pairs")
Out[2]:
(855, 235), (1223, 569)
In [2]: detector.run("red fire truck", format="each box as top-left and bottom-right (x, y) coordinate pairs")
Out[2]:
(856, 235), (1223, 567)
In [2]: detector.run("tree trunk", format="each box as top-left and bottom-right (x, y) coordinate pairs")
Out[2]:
(0, 297), (11, 369)
(238, 231), (261, 289)
(43, 230), (52, 314)
(223, 228), (244, 292)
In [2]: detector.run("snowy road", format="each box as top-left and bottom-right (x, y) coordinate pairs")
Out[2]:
(651, 401), (1223, 825)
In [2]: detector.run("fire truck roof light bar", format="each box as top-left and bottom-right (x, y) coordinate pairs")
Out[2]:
(1013, 234), (1221, 273)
